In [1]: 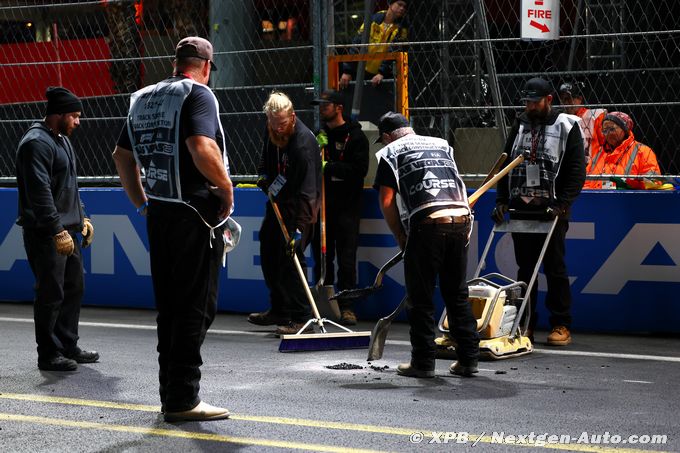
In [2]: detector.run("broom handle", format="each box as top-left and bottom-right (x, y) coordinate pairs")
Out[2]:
(468, 154), (525, 207)
(319, 157), (327, 286)
(321, 159), (326, 255)
(268, 194), (323, 323)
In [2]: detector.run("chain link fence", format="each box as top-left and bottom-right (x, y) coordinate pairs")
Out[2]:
(0, 0), (679, 183)
(332, 0), (680, 179)
(0, 0), (317, 182)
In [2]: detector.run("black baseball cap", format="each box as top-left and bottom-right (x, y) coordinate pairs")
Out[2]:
(374, 111), (409, 144)
(310, 90), (344, 105)
(558, 81), (585, 99)
(520, 77), (552, 101)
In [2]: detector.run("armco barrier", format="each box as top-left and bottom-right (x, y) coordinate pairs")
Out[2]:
(1, 187), (679, 333)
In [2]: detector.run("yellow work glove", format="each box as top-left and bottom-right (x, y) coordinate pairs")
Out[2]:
(287, 229), (302, 257)
(54, 230), (74, 256)
(256, 175), (269, 194)
(316, 131), (328, 147)
(81, 218), (94, 248)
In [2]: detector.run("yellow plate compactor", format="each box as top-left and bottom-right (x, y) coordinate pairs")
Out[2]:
(435, 217), (559, 359)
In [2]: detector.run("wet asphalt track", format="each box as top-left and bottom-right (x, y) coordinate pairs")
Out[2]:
(0, 302), (678, 453)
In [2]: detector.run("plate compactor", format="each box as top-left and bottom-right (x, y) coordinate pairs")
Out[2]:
(435, 216), (559, 360)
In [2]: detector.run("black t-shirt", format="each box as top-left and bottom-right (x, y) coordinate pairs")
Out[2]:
(117, 76), (224, 196)
(373, 159), (397, 190)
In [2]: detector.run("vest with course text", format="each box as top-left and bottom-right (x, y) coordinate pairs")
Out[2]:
(376, 134), (468, 228)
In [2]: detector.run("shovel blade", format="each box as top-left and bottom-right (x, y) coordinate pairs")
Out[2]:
(330, 286), (381, 301)
(313, 284), (341, 320)
(366, 317), (391, 361)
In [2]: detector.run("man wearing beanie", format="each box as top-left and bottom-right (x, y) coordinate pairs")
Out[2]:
(15, 86), (98, 372)
(113, 36), (233, 422)
(583, 111), (661, 189)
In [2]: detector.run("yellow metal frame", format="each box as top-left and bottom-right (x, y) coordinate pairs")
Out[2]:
(327, 52), (409, 119)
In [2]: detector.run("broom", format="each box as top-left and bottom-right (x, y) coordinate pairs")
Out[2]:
(267, 193), (371, 352)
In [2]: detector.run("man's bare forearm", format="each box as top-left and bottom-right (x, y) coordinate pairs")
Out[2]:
(187, 135), (234, 216)
(379, 186), (406, 250)
(112, 145), (147, 208)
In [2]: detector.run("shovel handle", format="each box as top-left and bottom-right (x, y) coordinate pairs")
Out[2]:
(374, 251), (403, 287)
(468, 154), (525, 207)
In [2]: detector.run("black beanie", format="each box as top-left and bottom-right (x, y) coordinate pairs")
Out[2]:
(45, 87), (83, 116)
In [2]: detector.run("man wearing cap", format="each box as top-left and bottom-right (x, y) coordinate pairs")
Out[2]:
(338, 0), (409, 90)
(16, 86), (98, 372)
(558, 81), (607, 164)
(113, 36), (233, 422)
(248, 91), (321, 336)
(492, 77), (585, 346)
(583, 111), (660, 189)
(310, 90), (369, 325)
(373, 111), (479, 378)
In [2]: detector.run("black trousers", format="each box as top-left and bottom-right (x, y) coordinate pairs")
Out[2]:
(147, 202), (223, 412)
(403, 222), (479, 370)
(512, 218), (572, 329)
(259, 202), (312, 323)
(23, 228), (84, 360)
(312, 202), (361, 310)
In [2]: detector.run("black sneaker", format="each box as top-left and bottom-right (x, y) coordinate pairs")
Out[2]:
(449, 360), (479, 377)
(38, 354), (77, 371)
(396, 363), (435, 378)
(64, 347), (100, 363)
(247, 310), (289, 326)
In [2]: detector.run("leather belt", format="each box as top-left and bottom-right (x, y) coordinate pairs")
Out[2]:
(420, 215), (470, 225)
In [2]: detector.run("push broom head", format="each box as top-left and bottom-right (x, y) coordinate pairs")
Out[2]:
(279, 331), (371, 352)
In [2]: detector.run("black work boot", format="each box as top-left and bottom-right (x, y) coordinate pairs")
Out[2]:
(64, 347), (100, 364)
(38, 354), (78, 371)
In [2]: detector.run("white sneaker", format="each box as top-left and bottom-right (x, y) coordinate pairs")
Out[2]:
(164, 401), (230, 422)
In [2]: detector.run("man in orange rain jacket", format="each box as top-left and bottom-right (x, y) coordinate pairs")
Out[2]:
(583, 111), (661, 189)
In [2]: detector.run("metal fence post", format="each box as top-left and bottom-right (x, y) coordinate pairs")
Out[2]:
(473, 0), (507, 143)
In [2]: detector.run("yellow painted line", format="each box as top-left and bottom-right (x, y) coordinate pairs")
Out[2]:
(0, 392), (412, 435)
(0, 413), (385, 453)
(0, 393), (669, 453)
(0, 392), (160, 412)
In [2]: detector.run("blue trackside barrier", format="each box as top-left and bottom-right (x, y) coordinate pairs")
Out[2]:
(1, 187), (679, 333)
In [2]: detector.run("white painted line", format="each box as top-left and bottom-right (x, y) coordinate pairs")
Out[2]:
(0, 317), (271, 337)
(622, 379), (653, 384)
(2, 316), (680, 363)
(532, 347), (680, 363)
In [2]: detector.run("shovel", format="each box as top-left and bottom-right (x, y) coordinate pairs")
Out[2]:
(313, 171), (341, 319)
(330, 251), (403, 301)
(367, 295), (409, 361)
